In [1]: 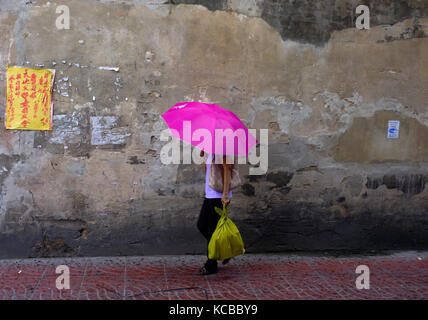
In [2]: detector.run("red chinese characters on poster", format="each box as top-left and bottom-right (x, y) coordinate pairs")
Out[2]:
(5, 67), (55, 130)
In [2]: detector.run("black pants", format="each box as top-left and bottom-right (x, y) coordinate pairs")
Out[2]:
(197, 198), (222, 270)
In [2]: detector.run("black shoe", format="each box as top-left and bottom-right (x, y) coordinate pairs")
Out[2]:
(222, 258), (231, 265)
(198, 265), (218, 275)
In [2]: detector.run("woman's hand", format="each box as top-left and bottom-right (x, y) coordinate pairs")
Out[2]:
(221, 195), (231, 207)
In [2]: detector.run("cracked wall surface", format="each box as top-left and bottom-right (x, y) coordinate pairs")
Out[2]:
(1, 0), (428, 258)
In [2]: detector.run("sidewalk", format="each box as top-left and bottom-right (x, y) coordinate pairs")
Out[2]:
(0, 252), (427, 300)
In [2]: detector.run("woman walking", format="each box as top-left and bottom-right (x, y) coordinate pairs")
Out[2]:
(161, 101), (256, 275)
(197, 150), (233, 275)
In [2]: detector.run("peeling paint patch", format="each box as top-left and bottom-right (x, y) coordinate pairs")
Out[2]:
(90, 116), (131, 146)
(98, 66), (120, 72)
(50, 114), (84, 144)
(251, 96), (312, 134)
(366, 174), (427, 198)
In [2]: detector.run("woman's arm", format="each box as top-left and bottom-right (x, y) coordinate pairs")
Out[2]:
(221, 156), (232, 207)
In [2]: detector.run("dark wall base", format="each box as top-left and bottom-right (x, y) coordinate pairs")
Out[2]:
(1, 204), (428, 259)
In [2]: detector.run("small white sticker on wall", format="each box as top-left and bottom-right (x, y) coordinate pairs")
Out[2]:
(387, 120), (400, 139)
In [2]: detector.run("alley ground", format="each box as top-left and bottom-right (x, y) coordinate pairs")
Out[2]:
(0, 251), (427, 300)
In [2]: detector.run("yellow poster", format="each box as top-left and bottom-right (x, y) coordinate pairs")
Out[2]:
(5, 66), (55, 130)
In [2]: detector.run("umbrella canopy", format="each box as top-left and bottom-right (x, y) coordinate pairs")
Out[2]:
(161, 102), (257, 156)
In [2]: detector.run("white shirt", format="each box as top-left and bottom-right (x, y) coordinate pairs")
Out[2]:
(205, 154), (233, 199)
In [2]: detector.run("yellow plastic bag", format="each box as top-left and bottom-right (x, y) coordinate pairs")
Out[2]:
(208, 204), (245, 260)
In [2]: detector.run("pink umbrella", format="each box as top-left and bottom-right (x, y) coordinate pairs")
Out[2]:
(161, 101), (257, 156)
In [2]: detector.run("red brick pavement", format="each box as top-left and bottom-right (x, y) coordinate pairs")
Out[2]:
(0, 252), (427, 300)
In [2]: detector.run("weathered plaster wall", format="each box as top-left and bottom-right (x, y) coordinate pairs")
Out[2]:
(1, 0), (428, 258)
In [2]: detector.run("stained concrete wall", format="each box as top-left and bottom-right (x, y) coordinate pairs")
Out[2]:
(1, 0), (428, 258)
